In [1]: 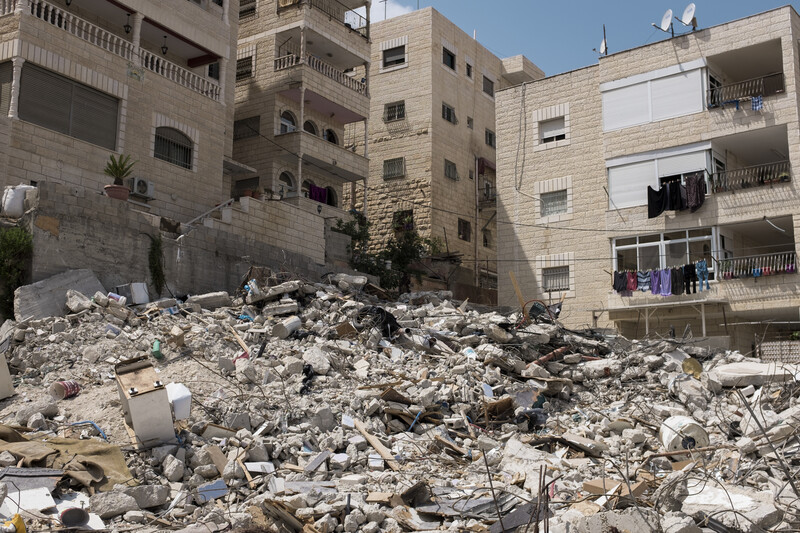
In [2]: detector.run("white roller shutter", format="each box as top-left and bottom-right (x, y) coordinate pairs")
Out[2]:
(540, 117), (565, 138)
(651, 69), (703, 121)
(602, 82), (649, 131)
(607, 160), (657, 209)
(657, 150), (707, 177)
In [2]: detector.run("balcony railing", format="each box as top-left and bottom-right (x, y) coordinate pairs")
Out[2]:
(274, 53), (367, 96)
(140, 49), (220, 100)
(0, 0), (16, 16)
(707, 72), (784, 108)
(717, 251), (797, 280)
(25, 0), (220, 101)
(28, 0), (134, 60)
(711, 161), (791, 193)
(479, 184), (496, 208)
(308, 0), (368, 39)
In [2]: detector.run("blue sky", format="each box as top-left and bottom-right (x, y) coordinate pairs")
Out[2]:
(372, 1), (800, 76)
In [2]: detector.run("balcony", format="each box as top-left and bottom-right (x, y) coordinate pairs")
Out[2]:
(273, 130), (368, 183)
(308, 0), (368, 39)
(21, 0), (221, 101)
(717, 251), (796, 280)
(479, 183), (496, 209)
(711, 161), (791, 193)
(275, 53), (367, 96)
(707, 73), (784, 109)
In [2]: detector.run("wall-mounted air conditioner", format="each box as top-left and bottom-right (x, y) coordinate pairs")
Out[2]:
(128, 177), (155, 199)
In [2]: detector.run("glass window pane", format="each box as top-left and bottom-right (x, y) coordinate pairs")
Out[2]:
(689, 228), (712, 238)
(689, 239), (712, 264)
(639, 245), (660, 271)
(664, 231), (686, 241)
(639, 234), (659, 244)
(616, 237), (636, 246)
(617, 248), (637, 271)
(667, 241), (688, 266)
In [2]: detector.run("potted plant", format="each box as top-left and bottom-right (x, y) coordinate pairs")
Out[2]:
(103, 154), (136, 201)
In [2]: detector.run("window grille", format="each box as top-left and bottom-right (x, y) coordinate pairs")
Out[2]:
(444, 159), (458, 180)
(154, 127), (193, 169)
(541, 190), (568, 217)
(384, 101), (405, 121)
(236, 57), (253, 81)
(383, 157), (405, 179)
(543, 266), (569, 292)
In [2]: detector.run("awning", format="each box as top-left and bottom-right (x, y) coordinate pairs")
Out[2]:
(478, 157), (496, 174)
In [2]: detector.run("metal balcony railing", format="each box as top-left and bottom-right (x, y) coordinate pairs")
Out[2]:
(274, 53), (367, 95)
(707, 72), (784, 108)
(717, 251), (797, 280)
(308, 0), (367, 39)
(479, 184), (496, 207)
(710, 161), (791, 193)
(25, 0), (221, 101)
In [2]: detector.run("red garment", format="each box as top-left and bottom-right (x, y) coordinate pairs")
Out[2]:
(626, 271), (637, 291)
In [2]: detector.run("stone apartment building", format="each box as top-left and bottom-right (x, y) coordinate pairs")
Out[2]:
(496, 6), (800, 353)
(232, 0), (371, 223)
(0, 0), (239, 221)
(346, 7), (542, 295)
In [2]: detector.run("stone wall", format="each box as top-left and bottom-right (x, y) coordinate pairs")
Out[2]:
(28, 182), (340, 298)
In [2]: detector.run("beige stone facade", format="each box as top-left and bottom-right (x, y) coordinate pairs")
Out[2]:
(345, 8), (542, 290)
(232, 0), (370, 217)
(0, 0), (238, 221)
(497, 6), (800, 353)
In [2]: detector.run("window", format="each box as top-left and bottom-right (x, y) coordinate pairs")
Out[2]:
(303, 120), (318, 135)
(614, 229), (714, 275)
(384, 101), (405, 122)
(467, 117), (473, 129)
(279, 111), (296, 134)
(442, 102), (456, 124)
(326, 187), (338, 207)
(208, 62), (220, 80)
(278, 171), (296, 197)
(382, 46), (405, 68)
(540, 117), (566, 143)
(457, 218), (471, 241)
(466, 63), (473, 79)
(442, 47), (456, 70)
(444, 159), (458, 180)
(542, 266), (570, 292)
(485, 128), (496, 148)
(233, 116), (260, 140)
(393, 210), (414, 231)
(239, 0), (255, 18)
(0, 62), (13, 116)
(541, 190), (567, 217)
(383, 157), (405, 179)
(482, 230), (491, 248)
(482, 76), (494, 97)
(324, 129), (338, 145)
(154, 127), (193, 169)
(236, 57), (253, 81)
(18, 64), (118, 150)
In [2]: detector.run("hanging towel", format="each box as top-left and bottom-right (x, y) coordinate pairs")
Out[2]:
(648, 186), (668, 218)
(752, 95), (763, 111)
(637, 271), (651, 292)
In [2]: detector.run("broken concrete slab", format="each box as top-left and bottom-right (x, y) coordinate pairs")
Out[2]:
(185, 292), (232, 310)
(709, 361), (800, 387)
(14, 269), (105, 321)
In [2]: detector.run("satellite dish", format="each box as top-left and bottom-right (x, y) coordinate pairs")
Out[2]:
(678, 3), (697, 29)
(659, 9), (673, 32)
(599, 38), (607, 55)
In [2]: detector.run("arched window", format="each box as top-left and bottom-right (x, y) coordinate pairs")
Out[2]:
(325, 186), (337, 207)
(301, 180), (314, 198)
(280, 111), (297, 134)
(303, 120), (318, 135)
(154, 127), (193, 169)
(324, 129), (338, 145)
(278, 171), (296, 197)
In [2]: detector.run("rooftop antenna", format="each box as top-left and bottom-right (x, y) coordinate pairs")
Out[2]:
(593, 24), (608, 56)
(379, 0), (386, 19)
(676, 3), (697, 30)
(652, 8), (674, 38)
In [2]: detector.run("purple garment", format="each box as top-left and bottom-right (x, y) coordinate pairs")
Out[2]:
(309, 185), (327, 203)
(659, 269), (672, 296)
(650, 270), (660, 295)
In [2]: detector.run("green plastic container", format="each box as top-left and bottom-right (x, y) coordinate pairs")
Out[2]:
(151, 339), (163, 360)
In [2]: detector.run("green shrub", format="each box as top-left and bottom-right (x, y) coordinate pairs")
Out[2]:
(0, 227), (32, 317)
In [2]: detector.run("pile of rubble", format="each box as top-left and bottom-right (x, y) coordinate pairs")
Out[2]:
(0, 268), (798, 532)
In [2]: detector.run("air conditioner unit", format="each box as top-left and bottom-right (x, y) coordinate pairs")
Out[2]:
(128, 177), (155, 199)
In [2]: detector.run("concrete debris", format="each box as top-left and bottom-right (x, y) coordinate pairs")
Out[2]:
(0, 270), (797, 532)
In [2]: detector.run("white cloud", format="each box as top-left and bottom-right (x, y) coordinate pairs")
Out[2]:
(370, 0), (414, 22)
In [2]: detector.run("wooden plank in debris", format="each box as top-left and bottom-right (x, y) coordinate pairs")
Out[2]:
(433, 434), (468, 457)
(380, 387), (413, 405)
(366, 492), (395, 504)
(206, 445), (229, 475)
(304, 450), (330, 473)
(354, 419), (401, 471)
(228, 325), (250, 354)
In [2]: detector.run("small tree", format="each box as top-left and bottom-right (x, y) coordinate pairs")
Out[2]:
(103, 154), (136, 186)
(0, 227), (32, 318)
